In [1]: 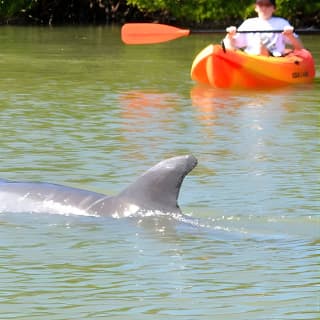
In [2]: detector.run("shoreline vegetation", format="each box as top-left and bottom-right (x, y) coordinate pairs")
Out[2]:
(0, 1), (319, 29)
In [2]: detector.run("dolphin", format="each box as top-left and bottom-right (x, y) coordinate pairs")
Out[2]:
(0, 155), (197, 217)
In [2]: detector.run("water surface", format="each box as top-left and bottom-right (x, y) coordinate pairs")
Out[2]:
(0, 26), (319, 319)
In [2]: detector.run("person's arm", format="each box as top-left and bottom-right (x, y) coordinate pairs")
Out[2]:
(283, 26), (304, 50)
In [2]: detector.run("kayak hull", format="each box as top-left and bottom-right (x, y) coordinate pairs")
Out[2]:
(190, 44), (315, 89)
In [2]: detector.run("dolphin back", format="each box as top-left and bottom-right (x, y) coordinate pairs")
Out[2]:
(0, 155), (197, 217)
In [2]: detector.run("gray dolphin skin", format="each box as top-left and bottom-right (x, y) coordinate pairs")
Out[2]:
(0, 155), (197, 217)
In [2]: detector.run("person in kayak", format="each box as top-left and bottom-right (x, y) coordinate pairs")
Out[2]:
(223, 0), (304, 56)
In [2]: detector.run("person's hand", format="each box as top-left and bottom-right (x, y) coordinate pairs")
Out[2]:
(224, 26), (238, 50)
(282, 25), (304, 50)
(226, 26), (237, 37)
(282, 25), (294, 37)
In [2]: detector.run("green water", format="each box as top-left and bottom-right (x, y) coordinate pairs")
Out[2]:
(0, 26), (319, 319)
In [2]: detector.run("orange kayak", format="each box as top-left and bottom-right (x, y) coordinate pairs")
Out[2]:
(191, 44), (315, 89)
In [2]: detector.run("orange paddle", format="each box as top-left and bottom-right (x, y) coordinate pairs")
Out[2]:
(121, 23), (318, 45)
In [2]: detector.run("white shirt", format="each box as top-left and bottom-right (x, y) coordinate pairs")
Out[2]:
(234, 17), (298, 56)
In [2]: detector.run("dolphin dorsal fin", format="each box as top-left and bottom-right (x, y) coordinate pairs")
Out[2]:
(118, 155), (197, 213)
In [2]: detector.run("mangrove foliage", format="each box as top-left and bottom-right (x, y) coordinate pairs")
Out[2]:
(0, 0), (319, 27)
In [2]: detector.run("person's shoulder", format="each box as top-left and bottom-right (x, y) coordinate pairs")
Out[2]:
(270, 16), (290, 25)
(270, 16), (289, 22)
(242, 17), (260, 24)
(238, 17), (259, 29)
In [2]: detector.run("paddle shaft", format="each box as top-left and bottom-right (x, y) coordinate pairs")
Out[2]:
(190, 29), (318, 34)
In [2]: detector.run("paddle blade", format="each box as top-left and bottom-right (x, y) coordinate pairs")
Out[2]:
(121, 23), (190, 44)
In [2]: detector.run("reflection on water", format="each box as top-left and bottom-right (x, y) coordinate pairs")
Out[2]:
(119, 90), (180, 113)
(190, 84), (303, 119)
(0, 27), (319, 320)
(119, 90), (181, 143)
